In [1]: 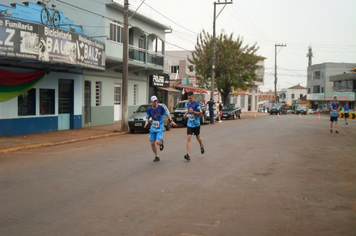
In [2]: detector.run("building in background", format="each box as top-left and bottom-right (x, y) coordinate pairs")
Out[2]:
(279, 84), (307, 108)
(229, 57), (265, 112)
(0, 0), (171, 136)
(307, 62), (356, 111)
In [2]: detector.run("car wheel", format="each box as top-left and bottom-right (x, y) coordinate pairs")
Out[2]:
(166, 122), (171, 131)
(233, 113), (236, 119)
(130, 129), (134, 134)
(201, 115), (206, 124)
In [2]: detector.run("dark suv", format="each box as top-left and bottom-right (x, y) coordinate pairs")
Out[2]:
(270, 103), (286, 115)
(172, 100), (207, 126)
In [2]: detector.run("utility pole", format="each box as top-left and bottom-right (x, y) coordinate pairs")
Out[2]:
(121, 0), (129, 132)
(211, 0), (233, 100)
(274, 43), (286, 104)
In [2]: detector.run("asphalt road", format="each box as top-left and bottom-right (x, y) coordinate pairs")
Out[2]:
(1, 114), (355, 236)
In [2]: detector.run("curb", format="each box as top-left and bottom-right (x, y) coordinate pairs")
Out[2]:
(0, 131), (127, 154)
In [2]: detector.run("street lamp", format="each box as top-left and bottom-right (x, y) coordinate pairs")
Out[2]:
(211, 0), (233, 100)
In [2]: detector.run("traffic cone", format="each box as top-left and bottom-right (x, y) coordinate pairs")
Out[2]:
(254, 113), (257, 118)
(277, 113), (280, 118)
(318, 114), (320, 120)
(299, 114), (301, 119)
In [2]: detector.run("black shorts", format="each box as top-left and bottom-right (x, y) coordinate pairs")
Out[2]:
(187, 126), (200, 136)
(345, 113), (349, 118)
(330, 116), (338, 122)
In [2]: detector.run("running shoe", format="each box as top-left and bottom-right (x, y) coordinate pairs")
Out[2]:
(160, 140), (164, 151)
(201, 145), (205, 154)
(184, 153), (190, 161)
(153, 156), (160, 162)
(335, 130), (339, 134)
(330, 130), (333, 133)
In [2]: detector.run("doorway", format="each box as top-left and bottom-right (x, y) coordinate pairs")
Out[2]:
(114, 83), (122, 121)
(84, 81), (91, 124)
(58, 79), (74, 130)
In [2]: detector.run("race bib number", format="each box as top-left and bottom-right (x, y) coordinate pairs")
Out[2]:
(152, 120), (159, 128)
(189, 114), (195, 120)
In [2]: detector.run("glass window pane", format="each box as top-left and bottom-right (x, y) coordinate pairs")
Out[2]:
(18, 89), (36, 116)
(40, 89), (55, 115)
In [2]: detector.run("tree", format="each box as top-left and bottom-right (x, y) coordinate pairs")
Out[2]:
(189, 30), (261, 104)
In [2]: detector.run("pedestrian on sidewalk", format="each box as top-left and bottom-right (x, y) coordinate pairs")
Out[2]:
(219, 101), (223, 122)
(343, 102), (350, 125)
(144, 95), (176, 162)
(330, 96), (340, 133)
(206, 97), (215, 125)
(183, 91), (205, 161)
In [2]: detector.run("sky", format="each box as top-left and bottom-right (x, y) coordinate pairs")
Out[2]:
(115, 0), (356, 92)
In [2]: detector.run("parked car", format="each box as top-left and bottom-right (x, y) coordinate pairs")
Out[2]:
(308, 109), (315, 114)
(128, 103), (171, 133)
(270, 103), (287, 115)
(221, 104), (242, 119)
(172, 100), (207, 126)
(295, 105), (307, 115)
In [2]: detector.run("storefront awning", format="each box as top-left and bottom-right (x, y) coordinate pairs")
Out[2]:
(175, 85), (207, 94)
(158, 87), (181, 93)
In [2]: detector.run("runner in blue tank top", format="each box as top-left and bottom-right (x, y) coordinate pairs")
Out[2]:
(183, 91), (205, 161)
(343, 102), (350, 125)
(144, 95), (176, 162)
(330, 96), (340, 133)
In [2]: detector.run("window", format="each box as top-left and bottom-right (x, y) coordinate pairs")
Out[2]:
(139, 37), (144, 49)
(340, 81), (346, 91)
(313, 71), (321, 80)
(133, 84), (138, 105)
(334, 81), (340, 91)
(18, 88), (36, 116)
(95, 82), (101, 106)
(40, 89), (55, 115)
(188, 65), (194, 72)
(308, 88), (311, 93)
(240, 95), (245, 108)
(313, 85), (320, 93)
(110, 22), (124, 43)
(300, 94), (303, 99)
(346, 80), (352, 91)
(321, 87), (324, 93)
(171, 65), (179, 73)
(291, 94), (295, 99)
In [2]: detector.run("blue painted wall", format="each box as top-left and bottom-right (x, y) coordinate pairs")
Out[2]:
(0, 2), (82, 33)
(0, 116), (58, 137)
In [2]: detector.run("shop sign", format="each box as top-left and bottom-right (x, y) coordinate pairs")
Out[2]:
(0, 17), (105, 70)
(150, 75), (169, 87)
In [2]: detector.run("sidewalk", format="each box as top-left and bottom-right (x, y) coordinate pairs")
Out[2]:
(0, 112), (267, 154)
(0, 123), (125, 153)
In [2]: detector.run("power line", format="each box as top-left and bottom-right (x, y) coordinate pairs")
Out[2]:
(140, 1), (197, 35)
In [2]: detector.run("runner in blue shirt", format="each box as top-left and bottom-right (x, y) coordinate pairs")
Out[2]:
(343, 102), (350, 125)
(183, 91), (205, 161)
(144, 95), (176, 162)
(330, 96), (340, 133)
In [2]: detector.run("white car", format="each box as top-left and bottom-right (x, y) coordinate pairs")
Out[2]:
(308, 109), (315, 114)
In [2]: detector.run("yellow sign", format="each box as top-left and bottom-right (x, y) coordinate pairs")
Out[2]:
(352, 66), (356, 74)
(339, 112), (356, 119)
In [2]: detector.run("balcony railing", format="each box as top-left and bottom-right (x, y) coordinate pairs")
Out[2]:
(147, 51), (164, 66)
(128, 45), (164, 67)
(129, 46), (145, 63)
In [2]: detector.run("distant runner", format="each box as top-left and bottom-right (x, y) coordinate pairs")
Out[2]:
(330, 96), (340, 134)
